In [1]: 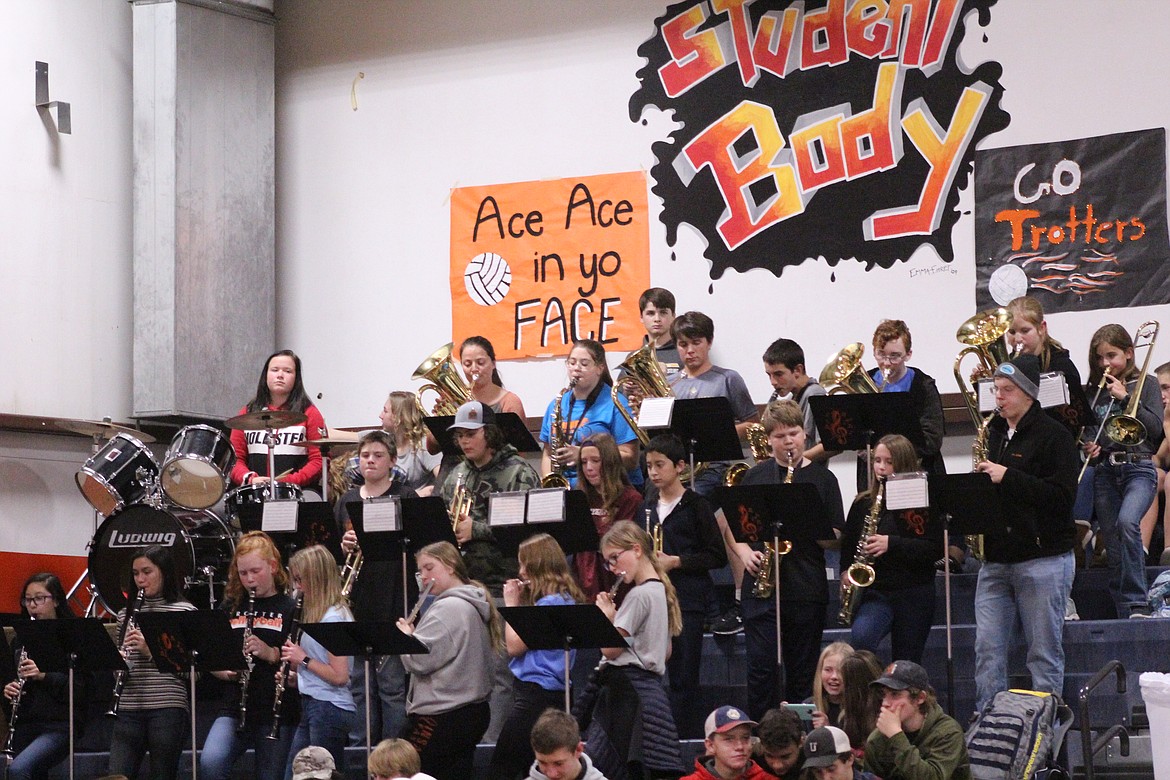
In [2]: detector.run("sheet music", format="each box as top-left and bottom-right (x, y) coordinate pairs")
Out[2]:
(976, 379), (996, 413)
(364, 497), (401, 532)
(261, 499), (299, 533)
(489, 491), (527, 527)
(638, 397), (674, 430)
(885, 471), (928, 511)
(527, 488), (566, 524)
(1038, 371), (1069, 409)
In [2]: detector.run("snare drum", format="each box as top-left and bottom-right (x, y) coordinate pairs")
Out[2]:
(226, 482), (304, 522)
(160, 425), (235, 510)
(75, 433), (159, 517)
(88, 504), (237, 613)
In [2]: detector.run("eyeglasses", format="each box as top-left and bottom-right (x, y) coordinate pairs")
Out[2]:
(22, 595), (52, 606)
(873, 350), (906, 364)
(603, 550), (627, 571)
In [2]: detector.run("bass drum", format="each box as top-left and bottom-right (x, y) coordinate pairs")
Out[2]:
(160, 425), (235, 510)
(88, 504), (237, 613)
(75, 433), (159, 517)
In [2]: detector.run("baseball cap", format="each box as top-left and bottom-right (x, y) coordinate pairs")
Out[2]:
(993, 354), (1042, 400)
(871, 659), (932, 692)
(448, 400), (496, 431)
(801, 726), (851, 768)
(290, 746), (336, 780)
(704, 705), (758, 738)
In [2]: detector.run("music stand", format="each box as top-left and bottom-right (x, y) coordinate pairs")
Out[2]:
(495, 412), (541, 453)
(300, 621), (427, 761)
(492, 490), (599, 559)
(927, 472), (1004, 715)
(349, 498), (432, 618)
(241, 501), (345, 565)
(655, 397), (743, 487)
(136, 610), (242, 780)
(498, 604), (629, 712)
(809, 393), (919, 490)
(422, 416), (461, 459)
(12, 618), (126, 780)
(718, 482), (833, 706)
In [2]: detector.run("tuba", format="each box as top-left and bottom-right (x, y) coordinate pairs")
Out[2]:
(1103, 320), (1160, 446)
(820, 343), (881, 395)
(613, 343), (675, 446)
(412, 343), (472, 417)
(953, 308), (1013, 428)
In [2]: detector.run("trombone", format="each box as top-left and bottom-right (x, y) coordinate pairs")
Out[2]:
(1102, 320), (1160, 447)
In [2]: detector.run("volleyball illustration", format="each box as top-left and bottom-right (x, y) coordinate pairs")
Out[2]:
(988, 263), (1028, 305)
(464, 252), (512, 306)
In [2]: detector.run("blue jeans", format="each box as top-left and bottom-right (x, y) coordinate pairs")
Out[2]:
(108, 707), (189, 780)
(974, 553), (1074, 711)
(849, 582), (936, 664)
(1094, 460), (1156, 616)
(349, 654), (407, 745)
(199, 714), (294, 780)
(284, 697), (355, 780)
(9, 724), (68, 780)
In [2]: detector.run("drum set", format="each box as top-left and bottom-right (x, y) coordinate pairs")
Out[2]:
(71, 410), (327, 615)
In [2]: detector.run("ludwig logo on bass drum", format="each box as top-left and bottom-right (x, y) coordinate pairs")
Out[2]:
(109, 531), (177, 548)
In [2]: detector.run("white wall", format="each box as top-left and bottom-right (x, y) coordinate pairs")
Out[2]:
(274, 0), (1170, 432)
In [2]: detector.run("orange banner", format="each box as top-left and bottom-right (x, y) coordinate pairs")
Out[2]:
(450, 172), (651, 360)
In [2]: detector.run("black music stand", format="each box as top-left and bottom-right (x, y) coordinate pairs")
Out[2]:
(243, 501), (345, 565)
(809, 393), (919, 490)
(137, 610), (241, 780)
(927, 472), (1004, 716)
(499, 604), (629, 712)
(492, 490), (599, 558)
(422, 416), (461, 459)
(300, 621), (427, 761)
(496, 412), (542, 453)
(718, 482), (834, 706)
(12, 618), (126, 780)
(653, 397), (743, 487)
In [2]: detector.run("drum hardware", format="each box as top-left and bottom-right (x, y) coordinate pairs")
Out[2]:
(305, 430), (358, 505)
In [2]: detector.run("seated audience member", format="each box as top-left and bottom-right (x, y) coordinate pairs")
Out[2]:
(752, 708), (805, 779)
(681, 706), (770, 780)
(367, 738), (438, 780)
(289, 746), (343, 780)
(800, 727), (877, 780)
(864, 661), (971, 780)
(527, 708), (608, 780)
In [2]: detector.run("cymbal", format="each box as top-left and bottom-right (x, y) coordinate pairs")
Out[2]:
(224, 409), (307, 431)
(308, 437), (360, 450)
(57, 418), (156, 443)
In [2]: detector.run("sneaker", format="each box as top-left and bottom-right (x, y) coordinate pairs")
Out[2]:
(711, 602), (743, 635)
(1064, 596), (1080, 621)
(1129, 607), (1154, 619)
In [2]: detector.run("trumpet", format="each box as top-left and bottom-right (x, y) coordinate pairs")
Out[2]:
(1103, 321), (1160, 446)
(412, 343), (472, 417)
(107, 588), (145, 718)
(448, 474), (473, 545)
(753, 451), (795, 599)
(647, 508), (664, 555)
(236, 589), (257, 732)
(267, 590), (303, 741)
(339, 546), (362, 598)
(541, 378), (577, 488)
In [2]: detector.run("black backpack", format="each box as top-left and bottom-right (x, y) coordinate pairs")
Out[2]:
(965, 689), (1073, 780)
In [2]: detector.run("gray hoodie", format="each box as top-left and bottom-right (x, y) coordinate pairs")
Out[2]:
(527, 752), (608, 780)
(400, 583), (495, 715)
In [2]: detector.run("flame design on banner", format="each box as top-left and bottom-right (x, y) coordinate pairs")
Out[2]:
(629, 0), (1009, 278)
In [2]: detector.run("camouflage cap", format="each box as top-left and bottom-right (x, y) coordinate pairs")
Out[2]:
(290, 746), (336, 780)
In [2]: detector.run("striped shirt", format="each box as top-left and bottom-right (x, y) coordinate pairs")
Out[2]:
(118, 597), (197, 712)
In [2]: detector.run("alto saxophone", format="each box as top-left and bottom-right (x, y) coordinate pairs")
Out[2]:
(107, 588), (145, 718)
(753, 452), (795, 599)
(236, 589), (257, 732)
(541, 378), (577, 488)
(967, 410), (1000, 561)
(4, 625), (32, 757)
(267, 590), (303, 741)
(839, 479), (883, 626)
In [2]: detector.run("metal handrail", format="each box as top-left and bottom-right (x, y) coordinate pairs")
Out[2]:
(1078, 660), (1129, 780)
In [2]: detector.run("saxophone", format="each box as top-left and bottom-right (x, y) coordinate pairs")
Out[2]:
(236, 589), (257, 732)
(753, 452), (795, 599)
(541, 378), (577, 488)
(4, 628), (31, 756)
(967, 410), (1000, 561)
(839, 479), (883, 626)
(107, 588), (145, 718)
(267, 591), (303, 741)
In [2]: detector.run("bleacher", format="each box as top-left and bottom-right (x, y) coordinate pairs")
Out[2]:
(17, 565), (1170, 778)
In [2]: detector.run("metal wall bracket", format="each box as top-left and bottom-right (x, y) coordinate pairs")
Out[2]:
(35, 61), (71, 134)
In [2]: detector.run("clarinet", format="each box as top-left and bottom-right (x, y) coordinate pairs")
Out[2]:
(4, 622), (32, 757)
(107, 588), (145, 718)
(236, 589), (257, 733)
(267, 591), (303, 741)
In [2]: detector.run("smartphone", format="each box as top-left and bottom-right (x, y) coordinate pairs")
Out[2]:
(783, 702), (816, 733)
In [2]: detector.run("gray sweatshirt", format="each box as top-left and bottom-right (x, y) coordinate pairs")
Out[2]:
(400, 583), (495, 715)
(527, 752), (609, 780)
